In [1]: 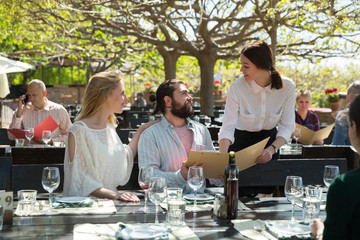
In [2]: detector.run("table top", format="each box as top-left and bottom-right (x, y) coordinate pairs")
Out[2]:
(0, 190), (325, 239)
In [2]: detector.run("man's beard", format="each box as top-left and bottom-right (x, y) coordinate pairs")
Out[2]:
(170, 99), (193, 119)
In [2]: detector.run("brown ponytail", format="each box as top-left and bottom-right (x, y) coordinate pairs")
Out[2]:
(241, 40), (283, 90)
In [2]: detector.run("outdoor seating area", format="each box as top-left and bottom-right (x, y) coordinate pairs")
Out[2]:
(2, 1), (360, 239)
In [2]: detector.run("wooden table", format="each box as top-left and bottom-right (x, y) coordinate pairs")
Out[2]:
(0, 190), (325, 239)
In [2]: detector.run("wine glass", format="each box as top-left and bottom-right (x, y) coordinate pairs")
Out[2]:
(149, 116), (155, 122)
(187, 166), (205, 211)
(138, 166), (154, 213)
(148, 177), (167, 223)
(128, 131), (136, 143)
(293, 128), (301, 146)
(323, 165), (340, 187)
(284, 176), (303, 224)
(25, 128), (34, 146)
(204, 116), (211, 127)
(42, 130), (52, 147)
(42, 167), (60, 213)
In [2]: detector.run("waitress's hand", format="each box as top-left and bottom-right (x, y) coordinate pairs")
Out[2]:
(255, 148), (273, 164)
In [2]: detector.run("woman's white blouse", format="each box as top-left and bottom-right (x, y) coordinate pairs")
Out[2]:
(218, 76), (296, 144)
(63, 122), (134, 197)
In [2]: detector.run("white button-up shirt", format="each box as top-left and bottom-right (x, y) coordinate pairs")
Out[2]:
(218, 76), (296, 144)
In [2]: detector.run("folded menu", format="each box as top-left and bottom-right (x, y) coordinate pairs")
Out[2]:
(295, 123), (334, 145)
(185, 137), (269, 178)
(7, 115), (59, 139)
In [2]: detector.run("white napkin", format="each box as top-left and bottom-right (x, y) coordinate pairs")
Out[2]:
(232, 219), (277, 240)
(73, 222), (199, 240)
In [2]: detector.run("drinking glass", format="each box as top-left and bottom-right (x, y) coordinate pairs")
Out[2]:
(128, 131), (136, 143)
(293, 128), (301, 145)
(149, 116), (155, 122)
(42, 167), (60, 213)
(42, 130), (52, 147)
(148, 177), (167, 223)
(204, 116), (211, 127)
(302, 185), (323, 223)
(284, 176), (303, 224)
(25, 128), (34, 146)
(138, 166), (154, 213)
(187, 166), (205, 211)
(323, 165), (340, 187)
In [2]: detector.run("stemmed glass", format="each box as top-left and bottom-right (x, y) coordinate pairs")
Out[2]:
(323, 165), (340, 187)
(204, 116), (211, 127)
(138, 166), (154, 213)
(42, 167), (60, 213)
(149, 177), (167, 223)
(42, 130), (52, 147)
(284, 176), (303, 224)
(293, 128), (301, 146)
(25, 128), (34, 146)
(187, 166), (205, 211)
(128, 131), (136, 143)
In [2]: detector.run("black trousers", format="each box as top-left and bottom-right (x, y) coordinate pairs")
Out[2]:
(229, 128), (278, 197)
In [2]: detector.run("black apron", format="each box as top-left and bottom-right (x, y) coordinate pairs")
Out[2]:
(229, 127), (279, 160)
(229, 127), (278, 197)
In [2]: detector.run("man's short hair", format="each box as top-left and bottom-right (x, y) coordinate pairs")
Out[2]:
(28, 79), (46, 91)
(153, 79), (184, 115)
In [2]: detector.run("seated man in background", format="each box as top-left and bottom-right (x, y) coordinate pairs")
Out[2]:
(295, 89), (322, 144)
(332, 80), (360, 145)
(138, 79), (214, 193)
(8, 79), (72, 144)
(132, 92), (147, 108)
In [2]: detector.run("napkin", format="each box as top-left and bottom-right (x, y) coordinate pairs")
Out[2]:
(73, 222), (200, 240)
(232, 219), (277, 240)
(52, 197), (94, 209)
(264, 221), (313, 239)
(116, 223), (169, 239)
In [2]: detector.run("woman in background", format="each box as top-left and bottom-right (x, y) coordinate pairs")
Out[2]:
(63, 71), (159, 202)
(295, 90), (322, 144)
(311, 94), (360, 240)
(332, 80), (360, 145)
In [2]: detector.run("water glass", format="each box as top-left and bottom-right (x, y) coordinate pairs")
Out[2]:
(17, 190), (37, 216)
(15, 138), (25, 147)
(167, 188), (186, 226)
(302, 185), (322, 223)
(323, 165), (340, 187)
(128, 131), (136, 143)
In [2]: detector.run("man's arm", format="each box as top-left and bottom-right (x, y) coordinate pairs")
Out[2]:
(138, 128), (187, 188)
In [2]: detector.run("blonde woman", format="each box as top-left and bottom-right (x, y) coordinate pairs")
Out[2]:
(63, 71), (159, 202)
(295, 90), (322, 145)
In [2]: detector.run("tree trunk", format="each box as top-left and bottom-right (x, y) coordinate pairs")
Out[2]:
(157, 47), (179, 80)
(198, 54), (216, 116)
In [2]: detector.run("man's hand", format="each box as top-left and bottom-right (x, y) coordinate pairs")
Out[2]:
(15, 95), (27, 118)
(180, 161), (205, 180)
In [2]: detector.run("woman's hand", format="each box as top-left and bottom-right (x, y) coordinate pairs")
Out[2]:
(255, 148), (273, 164)
(118, 192), (140, 202)
(311, 219), (324, 240)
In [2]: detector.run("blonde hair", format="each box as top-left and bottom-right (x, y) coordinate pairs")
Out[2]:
(76, 71), (123, 127)
(296, 89), (312, 102)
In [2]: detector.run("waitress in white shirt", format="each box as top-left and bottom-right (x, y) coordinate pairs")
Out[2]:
(219, 40), (295, 168)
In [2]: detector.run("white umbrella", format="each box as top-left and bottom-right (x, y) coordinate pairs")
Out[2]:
(0, 56), (34, 98)
(0, 56), (34, 74)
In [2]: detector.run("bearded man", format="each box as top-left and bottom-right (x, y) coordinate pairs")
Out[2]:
(138, 79), (214, 193)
